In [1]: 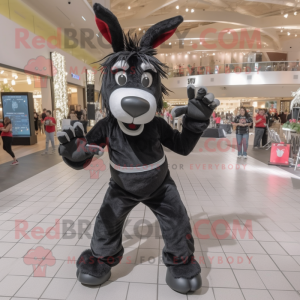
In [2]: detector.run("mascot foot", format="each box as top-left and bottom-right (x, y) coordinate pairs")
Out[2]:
(166, 264), (202, 294)
(76, 249), (111, 286)
(76, 269), (111, 286)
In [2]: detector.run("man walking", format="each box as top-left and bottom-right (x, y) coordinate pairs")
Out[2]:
(42, 110), (56, 155)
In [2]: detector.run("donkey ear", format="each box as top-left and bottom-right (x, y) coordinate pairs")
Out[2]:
(94, 3), (124, 52)
(140, 16), (183, 49)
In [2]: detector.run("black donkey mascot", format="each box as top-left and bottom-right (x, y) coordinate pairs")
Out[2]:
(58, 3), (219, 294)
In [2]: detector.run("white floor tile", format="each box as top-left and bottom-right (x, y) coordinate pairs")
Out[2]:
(242, 289), (273, 300)
(127, 283), (157, 300)
(41, 278), (76, 299)
(0, 275), (28, 296)
(214, 288), (244, 300)
(269, 290), (300, 300)
(15, 277), (51, 298)
(257, 271), (293, 290)
(233, 269), (265, 289)
(95, 282), (129, 300)
(158, 284), (187, 300)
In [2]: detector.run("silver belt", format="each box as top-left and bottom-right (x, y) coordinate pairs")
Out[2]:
(109, 155), (165, 173)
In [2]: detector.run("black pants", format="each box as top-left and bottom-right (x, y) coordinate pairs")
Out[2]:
(2, 136), (15, 158)
(91, 173), (196, 270)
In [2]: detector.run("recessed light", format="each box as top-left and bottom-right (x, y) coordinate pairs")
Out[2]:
(11, 80), (15, 85)
(128, 6), (131, 9)
(200, 42), (202, 45)
(82, 16), (86, 21)
(284, 13), (288, 18)
(296, 34), (298, 37)
(176, 5), (179, 9)
(0, 70), (3, 74)
(294, 11), (297, 15)
(288, 32), (291, 35)
(4, 78), (7, 84)
(169, 42), (171, 45)
(139, 28), (141, 31)
(186, 8), (189, 12)
(191, 9), (194, 13)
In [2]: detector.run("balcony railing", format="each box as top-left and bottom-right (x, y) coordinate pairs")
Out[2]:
(167, 61), (300, 78)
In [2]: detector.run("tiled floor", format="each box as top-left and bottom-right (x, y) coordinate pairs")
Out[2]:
(1, 135), (300, 300)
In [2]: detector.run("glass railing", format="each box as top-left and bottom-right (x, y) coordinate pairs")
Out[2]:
(167, 61), (300, 77)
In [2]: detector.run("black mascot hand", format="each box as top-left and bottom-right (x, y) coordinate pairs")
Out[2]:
(57, 122), (104, 163)
(186, 85), (220, 121)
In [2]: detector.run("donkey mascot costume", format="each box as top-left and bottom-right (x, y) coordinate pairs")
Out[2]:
(58, 2), (219, 294)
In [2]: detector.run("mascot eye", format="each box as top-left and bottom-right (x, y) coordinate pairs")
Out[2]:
(115, 71), (127, 86)
(141, 72), (153, 88)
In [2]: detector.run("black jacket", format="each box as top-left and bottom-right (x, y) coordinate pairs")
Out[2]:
(86, 116), (208, 196)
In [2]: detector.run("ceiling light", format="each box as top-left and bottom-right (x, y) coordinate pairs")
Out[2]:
(14, 75), (18, 79)
(185, 54), (187, 58)
(96, 34), (99, 37)
(175, 42), (176, 44)
(190, 41), (192, 43)
(296, 34), (298, 37)
(187, 52), (190, 54)
(176, 5), (179, 9)
(200, 42), (202, 45)
(0, 70), (3, 74)
(27, 78), (31, 85)
(228, 31), (231, 34)
(169, 42), (171, 45)
(139, 28), (141, 31)
(213, 53), (215, 55)
(11, 80), (15, 85)
(166, 54), (168, 56)
(281, 29), (283, 32)
(82, 16), (86, 21)
(284, 13), (288, 18)
(186, 8), (189, 12)
(288, 32), (291, 35)
(294, 11), (297, 15)
(191, 9), (194, 13)
(4, 78), (7, 84)
(200, 56), (202, 58)
(128, 6), (131, 9)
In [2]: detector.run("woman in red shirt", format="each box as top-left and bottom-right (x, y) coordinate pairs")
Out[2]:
(253, 109), (266, 148)
(0, 117), (18, 165)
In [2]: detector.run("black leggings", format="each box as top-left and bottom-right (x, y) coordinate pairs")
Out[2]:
(2, 136), (15, 158)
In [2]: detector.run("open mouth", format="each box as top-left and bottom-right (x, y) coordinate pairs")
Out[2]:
(123, 122), (141, 131)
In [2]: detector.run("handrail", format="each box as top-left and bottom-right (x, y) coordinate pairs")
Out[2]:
(167, 61), (300, 77)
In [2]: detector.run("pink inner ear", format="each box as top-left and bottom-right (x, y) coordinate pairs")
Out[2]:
(95, 16), (112, 45)
(152, 28), (177, 48)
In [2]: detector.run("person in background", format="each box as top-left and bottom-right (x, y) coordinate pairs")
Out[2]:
(33, 109), (39, 135)
(41, 108), (47, 134)
(232, 107), (253, 158)
(0, 117), (18, 165)
(278, 111), (287, 124)
(215, 113), (221, 128)
(42, 110), (56, 155)
(95, 109), (103, 122)
(83, 107), (87, 121)
(75, 105), (83, 121)
(253, 109), (266, 149)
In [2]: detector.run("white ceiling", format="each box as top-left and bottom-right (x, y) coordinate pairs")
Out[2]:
(20, 0), (300, 58)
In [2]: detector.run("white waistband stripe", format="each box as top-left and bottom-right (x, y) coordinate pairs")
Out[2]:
(110, 155), (166, 173)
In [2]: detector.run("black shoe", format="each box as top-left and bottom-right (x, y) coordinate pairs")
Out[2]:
(76, 249), (111, 286)
(76, 268), (111, 286)
(166, 268), (202, 294)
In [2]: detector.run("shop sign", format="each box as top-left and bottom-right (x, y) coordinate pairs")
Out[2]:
(71, 73), (80, 80)
(187, 78), (195, 84)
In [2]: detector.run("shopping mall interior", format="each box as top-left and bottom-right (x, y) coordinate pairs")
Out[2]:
(1, 0), (300, 299)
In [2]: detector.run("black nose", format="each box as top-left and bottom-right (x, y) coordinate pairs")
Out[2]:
(121, 97), (150, 118)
